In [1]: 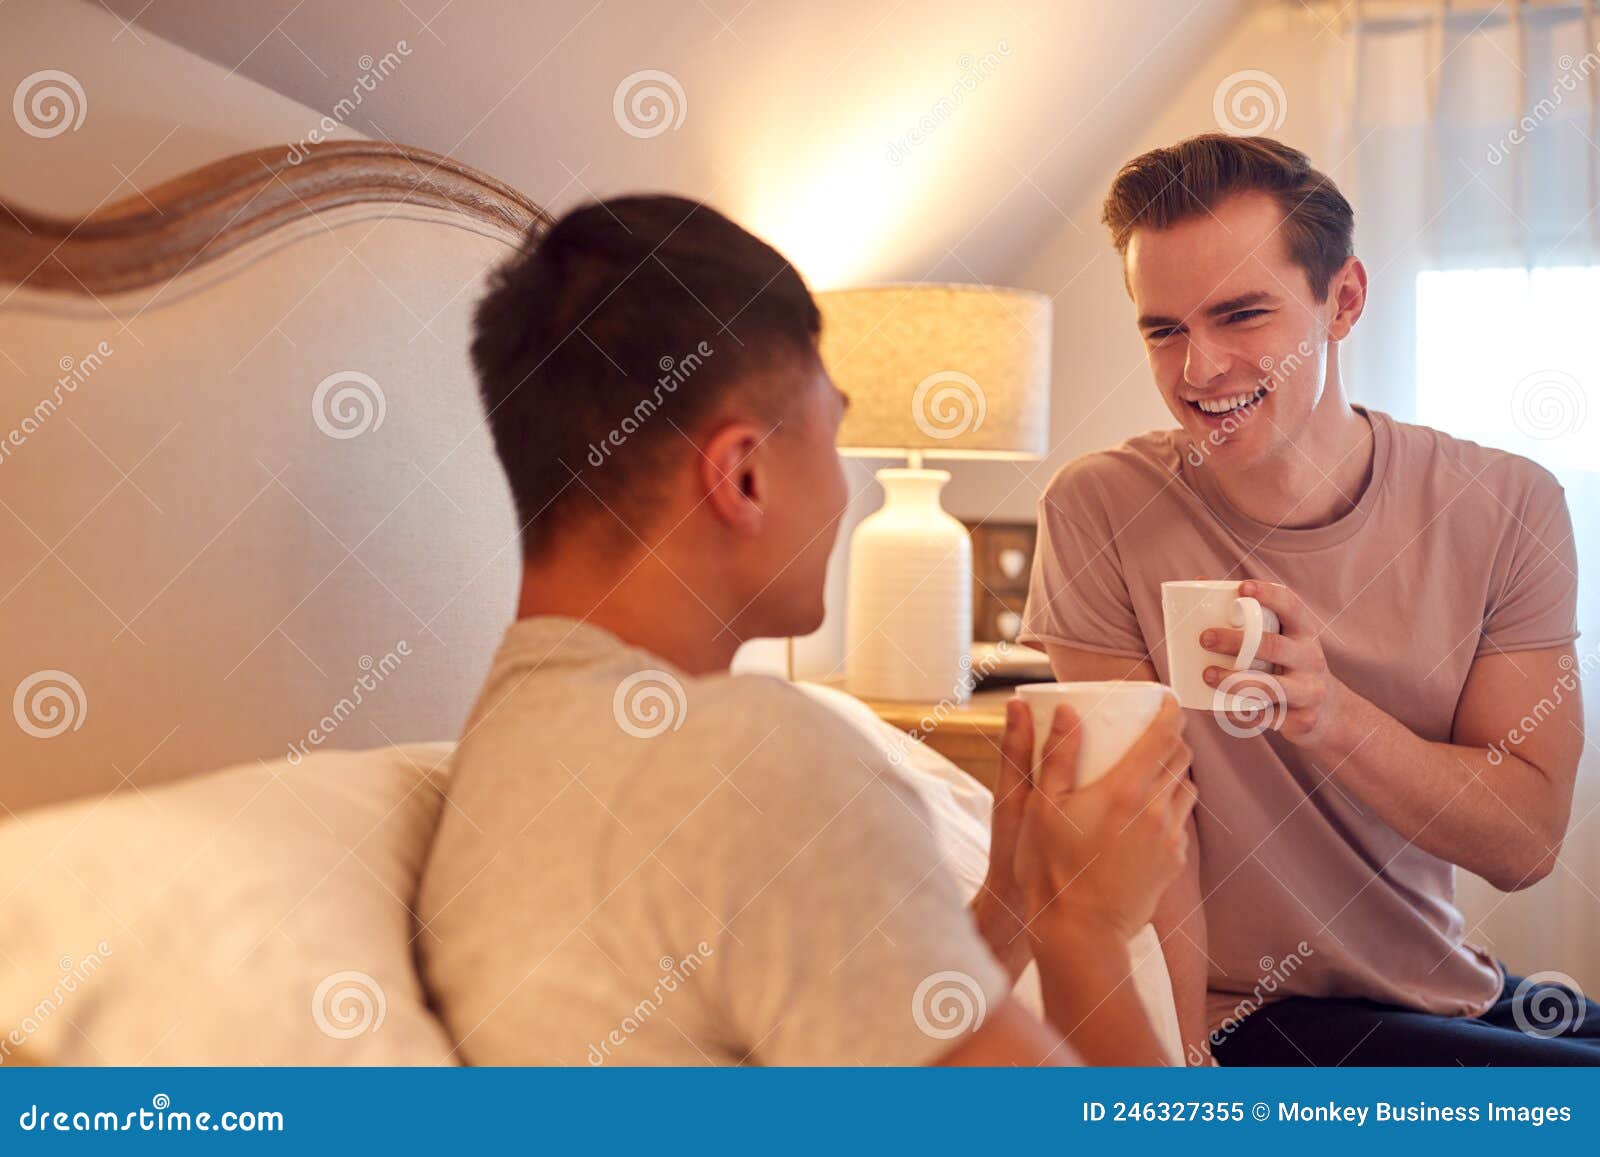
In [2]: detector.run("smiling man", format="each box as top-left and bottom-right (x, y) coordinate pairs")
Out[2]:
(1020, 134), (1596, 1065)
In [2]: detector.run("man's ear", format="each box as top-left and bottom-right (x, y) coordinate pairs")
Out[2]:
(1326, 256), (1367, 342)
(697, 420), (768, 536)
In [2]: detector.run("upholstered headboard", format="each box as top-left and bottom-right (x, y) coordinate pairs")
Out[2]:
(0, 142), (549, 812)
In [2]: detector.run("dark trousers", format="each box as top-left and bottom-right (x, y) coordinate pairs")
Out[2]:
(1213, 970), (1600, 1066)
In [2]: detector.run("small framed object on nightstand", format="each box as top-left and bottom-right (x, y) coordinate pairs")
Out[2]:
(966, 519), (1037, 646)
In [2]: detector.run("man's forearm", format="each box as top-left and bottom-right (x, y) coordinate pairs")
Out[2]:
(1313, 688), (1568, 889)
(970, 891), (1031, 981)
(1151, 813), (1211, 1065)
(1033, 918), (1170, 1066)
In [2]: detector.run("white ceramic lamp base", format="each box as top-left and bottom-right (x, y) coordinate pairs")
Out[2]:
(845, 467), (973, 703)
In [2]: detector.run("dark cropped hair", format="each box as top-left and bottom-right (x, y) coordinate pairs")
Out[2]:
(1101, 134), (1355, 300)
(471, 195), (821, 555)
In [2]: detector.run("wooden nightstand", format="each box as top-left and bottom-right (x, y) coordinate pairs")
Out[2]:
(826, 682), (1014, 791)
(816, 641), (1053, 789)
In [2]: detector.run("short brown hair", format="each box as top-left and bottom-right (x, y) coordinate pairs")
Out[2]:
(472, 195), (820, 555)
(1101, 134), (1354, 300)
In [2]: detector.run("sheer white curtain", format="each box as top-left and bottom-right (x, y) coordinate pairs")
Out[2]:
(1341, 0), (1600, 990)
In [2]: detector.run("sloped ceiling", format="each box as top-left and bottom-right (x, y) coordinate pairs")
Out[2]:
(100, 0), (1249, 288)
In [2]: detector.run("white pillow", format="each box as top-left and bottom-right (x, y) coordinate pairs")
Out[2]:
(0, 744), (458, 1066)
(796, 682), (1183, 1064)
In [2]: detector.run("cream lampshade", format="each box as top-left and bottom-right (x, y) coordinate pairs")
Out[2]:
(818, 284), (1052, 703)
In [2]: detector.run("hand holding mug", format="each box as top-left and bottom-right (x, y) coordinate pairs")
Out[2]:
(999, 694), (1196, 941)
(1198, 579), (1352, 749)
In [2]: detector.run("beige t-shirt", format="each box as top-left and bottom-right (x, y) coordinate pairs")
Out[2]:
(418, 617), (1010, 1065)
(1020, 408), (1579, 1033)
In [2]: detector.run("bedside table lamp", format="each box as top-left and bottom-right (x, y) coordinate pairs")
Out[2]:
(818, 284), (1051, 703)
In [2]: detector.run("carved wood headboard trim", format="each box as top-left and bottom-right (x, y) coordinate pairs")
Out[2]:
(0, 140), (551, 297)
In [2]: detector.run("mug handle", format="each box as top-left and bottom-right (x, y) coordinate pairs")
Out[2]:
(1231, 596), (1272, 670)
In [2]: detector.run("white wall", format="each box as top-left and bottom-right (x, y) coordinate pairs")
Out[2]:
(0, 0), (361, 215)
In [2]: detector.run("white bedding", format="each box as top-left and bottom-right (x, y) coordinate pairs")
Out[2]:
(0, 745), (458, 1066)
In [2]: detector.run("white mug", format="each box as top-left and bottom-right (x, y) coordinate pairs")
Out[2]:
(1160, 580), (1280, 711)
(1014, 681), (1176, 787)
(1011, 679), (1185, 1064)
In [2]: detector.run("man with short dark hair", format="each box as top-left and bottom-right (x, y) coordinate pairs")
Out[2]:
(418, 196), (1197, 1066)
(1022, 133), (1598, 1065)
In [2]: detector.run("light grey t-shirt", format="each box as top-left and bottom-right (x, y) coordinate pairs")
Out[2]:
(417, 616), (1010, 1065)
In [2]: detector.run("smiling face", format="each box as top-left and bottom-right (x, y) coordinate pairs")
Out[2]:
(1126, 191), (1345, 472)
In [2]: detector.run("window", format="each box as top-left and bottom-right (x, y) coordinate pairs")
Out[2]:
(1415, 267), (1598, 473)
